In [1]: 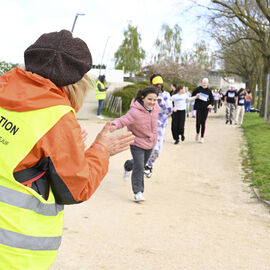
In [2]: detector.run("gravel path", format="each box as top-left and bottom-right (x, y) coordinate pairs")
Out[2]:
(52, 106), (270, 270)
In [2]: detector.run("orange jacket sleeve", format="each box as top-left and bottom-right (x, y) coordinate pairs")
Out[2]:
(15, 111), (110, 202)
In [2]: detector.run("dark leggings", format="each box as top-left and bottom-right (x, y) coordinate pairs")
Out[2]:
(196, 109), (209, 138)
(171, 110), (186, 141)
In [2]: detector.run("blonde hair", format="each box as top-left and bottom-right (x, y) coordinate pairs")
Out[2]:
(64, 73), (94, 110)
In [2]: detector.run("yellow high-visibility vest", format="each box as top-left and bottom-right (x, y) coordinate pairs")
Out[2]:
(95, 80), (106, 100)
(0, 105), (74, 270)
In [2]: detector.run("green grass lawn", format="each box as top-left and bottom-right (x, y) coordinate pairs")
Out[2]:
(241, 113), (270, 201)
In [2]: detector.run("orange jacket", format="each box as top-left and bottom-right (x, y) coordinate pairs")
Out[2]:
(0, 68), (109, 202)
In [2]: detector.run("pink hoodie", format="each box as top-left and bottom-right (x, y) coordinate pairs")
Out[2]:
(111, 99), (159, 150)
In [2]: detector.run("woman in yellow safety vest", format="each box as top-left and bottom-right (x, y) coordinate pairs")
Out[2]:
(95, 75), (107, 119)
(0, 29), (134, 270)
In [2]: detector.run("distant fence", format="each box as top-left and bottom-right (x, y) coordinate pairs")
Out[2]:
(103, 92), (122, 116)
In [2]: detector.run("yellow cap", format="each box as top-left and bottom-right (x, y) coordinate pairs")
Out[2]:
(152, 76), (163, 85)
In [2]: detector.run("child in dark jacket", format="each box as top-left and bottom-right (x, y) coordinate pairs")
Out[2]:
(192, 78), (214, 143)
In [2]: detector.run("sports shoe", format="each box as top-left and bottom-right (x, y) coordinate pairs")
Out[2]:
(195, 134), (199, 142)
(97, 115), (104, 119)
(181, 135), (185, 141)
(199, 137), (204, 143)
(134, 192), (145, 202)
(144, 165), (152, 178)
(226, 120), (229, 124)
(123, 170), (131, 180)
(174, 140), (179, 145)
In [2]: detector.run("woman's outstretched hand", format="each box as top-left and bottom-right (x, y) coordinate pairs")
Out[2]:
(94, 122), (134, 156)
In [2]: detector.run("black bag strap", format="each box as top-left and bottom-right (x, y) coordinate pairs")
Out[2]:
(13, 158), (50, 185)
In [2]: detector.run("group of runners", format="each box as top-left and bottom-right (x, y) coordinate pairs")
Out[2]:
(110, 75), (214, 202)
(207, 86), (253, 125)
(110, 76), (255, 203)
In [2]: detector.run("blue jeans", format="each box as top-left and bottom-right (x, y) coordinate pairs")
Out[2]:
(245, 101), (251, 112)
(97, 100), (104, 115)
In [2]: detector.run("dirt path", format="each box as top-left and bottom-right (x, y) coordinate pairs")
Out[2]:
(51, 107), (270, 270)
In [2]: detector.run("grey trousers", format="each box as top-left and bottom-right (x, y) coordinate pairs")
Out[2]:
(226, 103), (236, 122)
(124, 145), (152, 194)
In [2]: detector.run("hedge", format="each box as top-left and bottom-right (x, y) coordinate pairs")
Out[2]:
(113, 80), (197, 114)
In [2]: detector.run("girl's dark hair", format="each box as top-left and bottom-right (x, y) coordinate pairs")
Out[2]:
(238, 88), (245, 94)
(171, 83), (177, 88)
(175, 85), (184, 93)
(150, 73), (162, 84)
(136, 86), (159, 101)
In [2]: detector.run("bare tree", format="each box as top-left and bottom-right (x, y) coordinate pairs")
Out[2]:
(208, 0), (270, 119)
(142, 60), (205, 85)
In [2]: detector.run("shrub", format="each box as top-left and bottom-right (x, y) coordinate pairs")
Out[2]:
(113, 81), (151, 113)
(112, 80), (197, 114)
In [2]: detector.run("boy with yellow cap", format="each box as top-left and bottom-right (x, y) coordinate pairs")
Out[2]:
(144, 74), (173, 178)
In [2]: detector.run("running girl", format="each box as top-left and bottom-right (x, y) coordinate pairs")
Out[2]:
(171, 85), (198, 144)
(192, 78), (214, 143)
(144, 74), (173, 178)
(110, 87), (159, 202)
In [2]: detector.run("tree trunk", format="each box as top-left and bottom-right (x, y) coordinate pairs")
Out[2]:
(249, 75), (257, 106)
(259, 57), (269, 117)
(259, 55), (270, 122)
(257, 74), (263, 110)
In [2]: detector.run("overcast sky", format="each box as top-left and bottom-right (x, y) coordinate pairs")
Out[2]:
(0, 0), (211, 68)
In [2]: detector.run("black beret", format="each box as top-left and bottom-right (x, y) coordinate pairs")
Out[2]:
(24, 29), (92, 86)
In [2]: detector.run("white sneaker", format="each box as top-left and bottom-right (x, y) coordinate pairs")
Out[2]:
(195, 134), (199, 142)
(123, 170), (130, 180)
(134, 192), (145, 202)
(144, 165), (153, 178)
(199, 137), (204, 143)
(97, 115), (104, 119)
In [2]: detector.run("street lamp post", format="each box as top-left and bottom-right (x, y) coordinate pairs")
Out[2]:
(99, 36), (111, 75)
(71, 13), (85, 33)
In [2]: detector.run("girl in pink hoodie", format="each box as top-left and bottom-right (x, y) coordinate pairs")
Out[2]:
(110, 86), (159, 202)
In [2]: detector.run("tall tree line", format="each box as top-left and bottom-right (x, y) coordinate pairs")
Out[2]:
(201, 0), (270, 120)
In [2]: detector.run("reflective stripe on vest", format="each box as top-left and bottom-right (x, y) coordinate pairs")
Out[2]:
(0, 184), (63, 216)
(0, 105), (74, 268)
(95, 81), (106, 100)
(0, 228), (61, 251)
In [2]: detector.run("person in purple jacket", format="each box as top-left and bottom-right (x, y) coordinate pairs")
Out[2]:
(110, 87), (159, 202)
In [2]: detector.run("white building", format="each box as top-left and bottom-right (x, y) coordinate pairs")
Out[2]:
(207, 70), (246, 90)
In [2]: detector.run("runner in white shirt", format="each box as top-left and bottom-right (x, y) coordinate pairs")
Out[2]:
(171, 85), (198, 144)
(212, 89), (221, 113)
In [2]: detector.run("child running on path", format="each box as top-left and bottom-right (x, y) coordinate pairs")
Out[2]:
(144, 74), (173, 178)
(192, 78), (213, 143)
(171, 85), (198, 144)
(235, 88), (246, 125)
(110, 87), (159, 202)
(224, 85), (237, 124)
